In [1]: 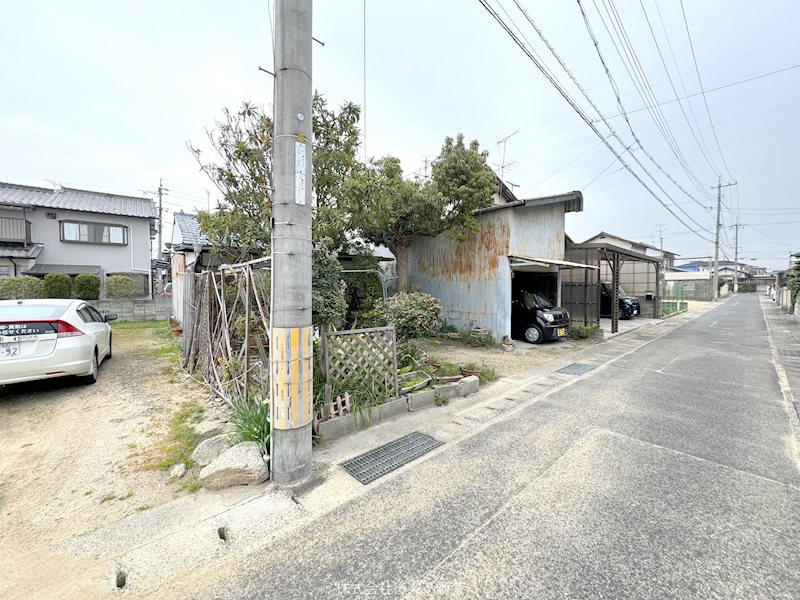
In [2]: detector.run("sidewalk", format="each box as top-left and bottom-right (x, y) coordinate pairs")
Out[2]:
(33, 299), (731, 598)
(760, 295), (800, 431)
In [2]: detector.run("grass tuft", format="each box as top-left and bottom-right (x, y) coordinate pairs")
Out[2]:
(141, 400), (205, 470)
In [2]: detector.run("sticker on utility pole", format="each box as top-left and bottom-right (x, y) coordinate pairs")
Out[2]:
(294, 141), (306, 205)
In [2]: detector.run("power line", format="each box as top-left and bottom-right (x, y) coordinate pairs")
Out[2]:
(639, 0), (722, 177)
(477, 0), (714, 244)
(507, 0), (714, 231)
(589, 0), (713, 198)
(679, 0), (735, 180)
(574, 0), (713, 210)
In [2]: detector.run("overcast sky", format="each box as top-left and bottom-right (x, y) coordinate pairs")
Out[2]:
(1, 0), (798, 269)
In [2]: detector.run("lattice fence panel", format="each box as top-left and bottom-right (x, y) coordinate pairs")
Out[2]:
(324, 326), (399, 398)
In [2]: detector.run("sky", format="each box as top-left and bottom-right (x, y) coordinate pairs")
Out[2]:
(1, 0), (798, 270)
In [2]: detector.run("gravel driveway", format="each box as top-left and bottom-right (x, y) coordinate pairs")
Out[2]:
(0, 321), (220, 600)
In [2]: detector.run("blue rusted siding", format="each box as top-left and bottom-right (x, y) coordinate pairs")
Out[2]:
(408, 210), (512, 336)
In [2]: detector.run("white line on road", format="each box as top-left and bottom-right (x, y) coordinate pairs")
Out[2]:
(709, 319), (720, 328)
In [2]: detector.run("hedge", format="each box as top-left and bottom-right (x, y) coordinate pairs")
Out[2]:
(42, 273), (73, 298)
(74, 274), (100, 300)
(105, 275), (139, 298)
(0, 275), (44, 300)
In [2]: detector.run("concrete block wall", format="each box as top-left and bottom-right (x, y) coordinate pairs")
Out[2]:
(93, 298), (172, 321)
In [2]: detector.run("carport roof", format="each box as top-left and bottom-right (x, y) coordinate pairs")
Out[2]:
(568, 242), (662, 264)
(510, 256), (599, 270)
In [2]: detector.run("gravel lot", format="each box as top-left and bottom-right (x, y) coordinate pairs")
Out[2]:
(0, 321), (223, 600)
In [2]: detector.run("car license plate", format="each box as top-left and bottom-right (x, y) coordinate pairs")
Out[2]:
(556, 327), (567, 337)
(633, 309), (639, 315)
(0, 342), (20, 358)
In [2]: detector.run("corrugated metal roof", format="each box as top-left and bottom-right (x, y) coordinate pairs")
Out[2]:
(173, 212), (211, 247)
(0, 243), (44, 259)
(0, 182), (157, 219)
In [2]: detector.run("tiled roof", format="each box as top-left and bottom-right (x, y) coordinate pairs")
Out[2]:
(0, 243), (43, 259)
(173, 212), (210, 247)
(0, 181), (157, 219)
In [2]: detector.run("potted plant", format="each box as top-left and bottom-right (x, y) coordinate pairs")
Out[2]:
(434, 362), (462, 383)
(461, 362), (482, 378)
(501, 335), (515, 352)
(169, 316), (182, 337)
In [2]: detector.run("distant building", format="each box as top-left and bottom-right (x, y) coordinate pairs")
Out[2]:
(0, 181), (157, 295)
(583, 231), (677, 268)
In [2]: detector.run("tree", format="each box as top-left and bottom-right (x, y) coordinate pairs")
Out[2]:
(190, 94), (361, 257)
(344, 133), (496, 290)
(788, 252), (800, 308)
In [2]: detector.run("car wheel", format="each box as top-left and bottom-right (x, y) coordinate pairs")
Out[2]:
(107, 334), (113, 359)
(524, 324), (544, 344)
(80, 350), (98, 385)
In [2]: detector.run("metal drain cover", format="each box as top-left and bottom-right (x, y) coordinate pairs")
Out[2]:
(341, 432), (442, 484)
(557, 363), (596, 376)
(779, 348), (800, 358)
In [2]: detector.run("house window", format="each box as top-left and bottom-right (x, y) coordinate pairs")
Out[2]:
(60, 221), (128, 245)
(0, 266), (11, 279)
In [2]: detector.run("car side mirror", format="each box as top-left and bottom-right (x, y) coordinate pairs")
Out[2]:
(104, 314), (118, 322)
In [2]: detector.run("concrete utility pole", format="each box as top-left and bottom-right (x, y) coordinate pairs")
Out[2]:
(270, 0), (314, 484)
(712, 179), (737, 301)
(157, 178), (164, 260)
(732, 222), (741, 294)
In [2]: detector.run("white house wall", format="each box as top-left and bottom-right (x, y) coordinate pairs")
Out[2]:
(25, 207), (152, 275)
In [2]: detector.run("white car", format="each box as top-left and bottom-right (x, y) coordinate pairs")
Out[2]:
(0, 299), (116, 386)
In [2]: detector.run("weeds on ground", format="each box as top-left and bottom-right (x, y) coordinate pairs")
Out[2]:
(140, 400), (205, 470)
(568, 324), (601, 340)
(229, 397), (270, 457)
(180, 475), (202, 494)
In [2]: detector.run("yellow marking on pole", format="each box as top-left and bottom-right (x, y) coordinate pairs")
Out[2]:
(290, 327), (300, 426)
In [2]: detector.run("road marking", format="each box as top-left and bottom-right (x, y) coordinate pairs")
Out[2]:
(709, 319), (720, 328)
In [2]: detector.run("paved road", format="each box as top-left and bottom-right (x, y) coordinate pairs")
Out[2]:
(209, 295), (800, 599)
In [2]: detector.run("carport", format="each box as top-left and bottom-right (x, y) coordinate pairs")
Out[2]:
(564, 242), (661, 334)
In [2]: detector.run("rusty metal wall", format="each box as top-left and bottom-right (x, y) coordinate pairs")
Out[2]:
(508, 203), (566, 260)
(408, 210), (512, 336)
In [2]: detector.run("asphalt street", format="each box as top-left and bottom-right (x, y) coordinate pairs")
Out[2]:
(204, 295), (800, 600)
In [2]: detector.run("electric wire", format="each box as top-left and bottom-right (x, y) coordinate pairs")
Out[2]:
(507, 0), (714, 233)
(477, 0), (715, 244)
(574, 0), (713, 209)
(640, 0), (722, 176)
(589, 0), (714, 197)
(679, 0), (736, 180)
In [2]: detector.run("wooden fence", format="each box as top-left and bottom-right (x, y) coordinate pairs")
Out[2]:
(321, 326), (399, 400)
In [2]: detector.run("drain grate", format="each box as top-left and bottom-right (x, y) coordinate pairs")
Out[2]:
(779, 348), (800, 358)
(341, 432), (442, 484)
(557, 363), (596, 376)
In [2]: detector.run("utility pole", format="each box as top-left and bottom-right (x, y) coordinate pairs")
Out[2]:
(712, 179), (737, 301)
(157, 178), (164, 260)
(270, 0), (314, 484)
(732, 222), (741, 293)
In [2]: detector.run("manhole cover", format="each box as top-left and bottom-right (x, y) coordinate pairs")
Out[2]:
(779, 348), (800, 358)
(557, 363), (596, 376)
(341, 432), (442, 485)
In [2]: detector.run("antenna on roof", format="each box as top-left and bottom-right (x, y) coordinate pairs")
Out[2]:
(44, 179), (63, 192)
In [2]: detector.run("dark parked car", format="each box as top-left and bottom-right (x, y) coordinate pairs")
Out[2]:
(511, 291), (571, 344)
(600, 282), (640, 319)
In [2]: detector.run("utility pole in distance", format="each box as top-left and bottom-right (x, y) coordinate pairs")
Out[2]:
(157, 178), (164, 260)
(732, 222), (741, 293)
(712, 178), (737, 301)
(270, 0), (314, 484)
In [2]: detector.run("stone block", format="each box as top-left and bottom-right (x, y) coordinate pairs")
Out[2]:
(199, 442), (268, 490)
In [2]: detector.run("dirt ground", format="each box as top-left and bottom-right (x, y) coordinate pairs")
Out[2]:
(0, 321), (226, 599)
(418, 335), (601, 377)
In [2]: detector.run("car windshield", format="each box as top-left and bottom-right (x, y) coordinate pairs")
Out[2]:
(522, 291), (554, 310)
(0, 304), (68, 321)
(618, 285), (629, 297)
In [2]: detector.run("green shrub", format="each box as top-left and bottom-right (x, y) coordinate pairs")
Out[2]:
(74, 274), (100, 300)
(105, 275), (139, 298)
(42, 273), (72, 298)
(460, 329), (496, 347)
(568, 324), (601, 340)
(312, 244), (347, 327)
(229, 398), (270, 457)
(0, 275), (44, 300)
(369, 292), (442, 339)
